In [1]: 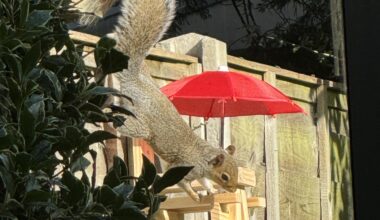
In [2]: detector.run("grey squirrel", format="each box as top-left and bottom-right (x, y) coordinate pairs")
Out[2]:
(76, 0), (239, 202)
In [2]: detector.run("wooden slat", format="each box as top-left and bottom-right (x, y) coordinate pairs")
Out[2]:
(159, 196), (214, 213)
(316, 83), (332, 220)
(328, 91), (348, 111)
(160, 168), (255, 194)
(263, 72), (280, 220)
(149, 48), (198, 64)
(68, 30), (198, 64)
(237, 167), (256, 187)
(68, 30), (100, 45)
(240, 190), (249, 220)
(127, 144), (143, 177)
(247, 197), (266, 208)
(214, 192), (241, 204)
(276, 78), (317, 103)
(228, 55), (319, 85)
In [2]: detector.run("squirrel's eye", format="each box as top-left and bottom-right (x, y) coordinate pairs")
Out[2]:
(221, 173), (230, 182)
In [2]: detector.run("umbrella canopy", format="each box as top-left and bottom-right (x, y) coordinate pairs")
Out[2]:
(160, 70), (305, 119)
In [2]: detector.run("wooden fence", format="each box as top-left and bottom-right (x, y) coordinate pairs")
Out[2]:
(69, 31), (353, 220)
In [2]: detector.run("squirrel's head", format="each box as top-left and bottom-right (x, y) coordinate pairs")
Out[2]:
(207, 145), (238, 193)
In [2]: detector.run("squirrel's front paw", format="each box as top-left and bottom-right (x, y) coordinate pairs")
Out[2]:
(189, 192), (201, 202)
(207, 187), (218, 194)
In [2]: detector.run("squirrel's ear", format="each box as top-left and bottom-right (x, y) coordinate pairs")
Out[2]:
(226, 145), (236, 155)
(208, 154), (225, 167)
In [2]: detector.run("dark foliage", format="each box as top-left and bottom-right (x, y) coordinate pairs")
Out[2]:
(0, 0), (192, 219)
(172, 0), (337, 80)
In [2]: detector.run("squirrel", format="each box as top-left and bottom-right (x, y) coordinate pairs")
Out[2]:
(76, 0), (239, 202)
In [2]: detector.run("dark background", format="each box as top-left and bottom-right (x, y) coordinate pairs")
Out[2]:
(343, 1), (380, 219)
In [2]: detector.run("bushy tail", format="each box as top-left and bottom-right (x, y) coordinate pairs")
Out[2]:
(113, 0), (176, 72)
(76, 0), (175, 73)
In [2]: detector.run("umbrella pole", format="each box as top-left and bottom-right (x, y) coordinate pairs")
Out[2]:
(220, 117), (224, 148)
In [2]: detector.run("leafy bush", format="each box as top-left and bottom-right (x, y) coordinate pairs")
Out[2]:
(0, 0), (192, 219)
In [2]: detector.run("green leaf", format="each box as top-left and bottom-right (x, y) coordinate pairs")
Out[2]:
(110, 104), (135, 117)
(5, 199), (24, 213)
(3, 54), (22, 82)
(38, 69), (62, 101)
(113, 183), (133, 200)
(96, 37), (117, 51)
(61, 171), (86, 205)
(20, 106), (36, 146)
(149, 195), (167, 217)
(22, 41), (42, 75)
(6, 77), (22, 109)
(81, 170), (91, 186)
(26, 10), (53, 28)
(113, 156), (128, 177)
(113, 201), (146, 220)
(140, 155), (156, 187)
(95, 185), (117, 207)
(86, 111), (109, 122)
(85, 130), (116, 146)
(103, 169), (120, 189)
(152, 166), (194, 194)
(15, 152), (32, 172)
(23, 189), (50, 204)
(0, 165), (15, 195)
(103, 156), (128, 188)
(95, 37), (129, 75)
(5, 39), (25, 51)
(0, 128), (13, 149)
(0, 154), (11, 170)
(30, 140), (52, 164)
(80, 102), (105, 115)
(87, 202), (109, 215)
(85, 86), (119, 96)
(25, 94), (45, 123)
(19, 0), (30, 28)
(70, 156), (91, 173)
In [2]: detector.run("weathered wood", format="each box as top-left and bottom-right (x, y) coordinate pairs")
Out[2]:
(277, 110), (319, 176)
(68, 30), (198, 64)
(330, 132), (354, 220)
(316, 83), (332, 220)
(149, 48), (198, 64)
(263, 72), (280, 220)
(279, 170), (321, 220)
(328, 109), (349, 136)
(160, 168), (256, 195)
(230, 114), (265, 220)
(210, 203), (229, 220)
(145, 59), (191, 81)
(328, 91), (348, 111)
(247, 197), (266, 208)
(213, 192), (241, 204)
(228, 67), (263, 80)
(239, 190), (249, 220)
(237, 167), (256, 187)
(159, 196), (214, 213)
(127, 142), (143, 177)
(276, 78), (317, 103)
(228, 55), (319, 85)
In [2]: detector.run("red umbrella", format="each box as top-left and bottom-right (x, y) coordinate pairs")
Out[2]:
(160, 68), (305, 146)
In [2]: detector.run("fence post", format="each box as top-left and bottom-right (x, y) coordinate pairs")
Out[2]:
(316, 81), (332, 220)
(263, 72), (280, 220)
